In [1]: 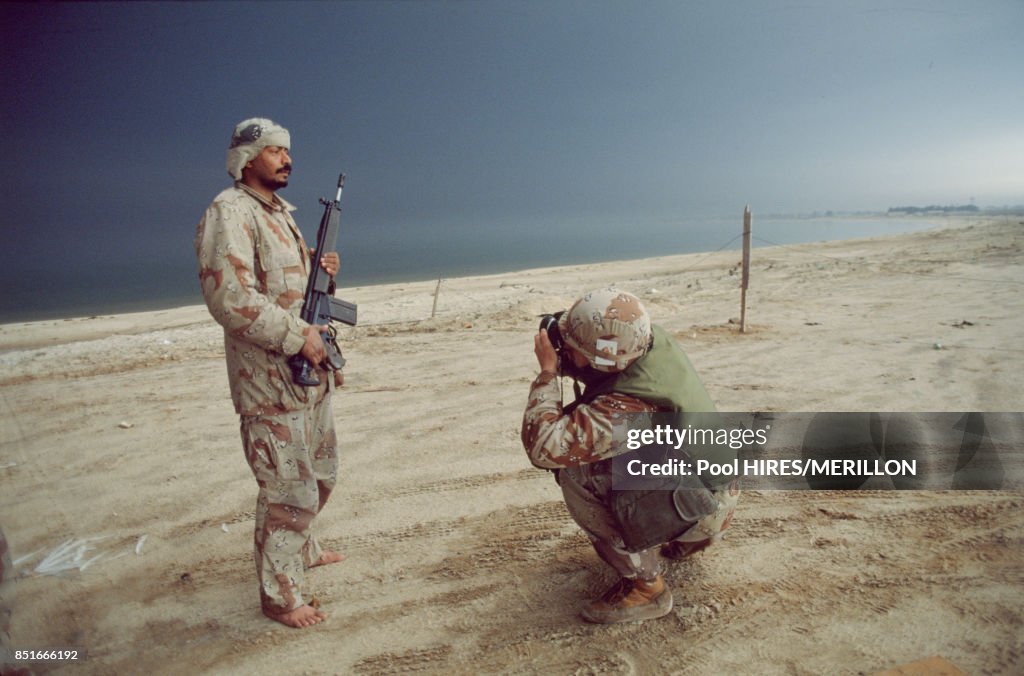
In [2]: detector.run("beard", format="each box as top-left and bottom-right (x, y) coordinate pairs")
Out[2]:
(271, 171), (290, 189)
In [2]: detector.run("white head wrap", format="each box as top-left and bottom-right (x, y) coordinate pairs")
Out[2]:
(225, 118), (291, 180)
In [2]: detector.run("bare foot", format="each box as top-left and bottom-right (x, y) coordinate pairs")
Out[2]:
(310, 550), (346, 567)
(264, 604), (327, 628)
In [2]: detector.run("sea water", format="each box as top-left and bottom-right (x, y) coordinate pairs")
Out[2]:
(0, 215), (948, 323)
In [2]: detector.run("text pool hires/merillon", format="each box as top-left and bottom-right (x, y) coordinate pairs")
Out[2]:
(625, 457), (918, 478)
(623, 425), (917, 478)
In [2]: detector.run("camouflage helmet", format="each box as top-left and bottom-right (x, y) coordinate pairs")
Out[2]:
(558, 287), (652, 373)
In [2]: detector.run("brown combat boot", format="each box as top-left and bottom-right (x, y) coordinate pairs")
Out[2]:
(580, 574), (673, 624)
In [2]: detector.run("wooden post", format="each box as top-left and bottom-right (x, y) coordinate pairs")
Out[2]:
(431, 279), (443, 318)
(740, 205), (752, 333)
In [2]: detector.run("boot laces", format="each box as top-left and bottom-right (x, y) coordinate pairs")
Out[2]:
(600, 577), (637, 604)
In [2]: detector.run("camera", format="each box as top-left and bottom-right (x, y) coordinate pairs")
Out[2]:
(538, 311), (565, 351)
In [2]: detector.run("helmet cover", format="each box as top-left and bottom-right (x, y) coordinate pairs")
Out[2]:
(558, 287), (651, 372)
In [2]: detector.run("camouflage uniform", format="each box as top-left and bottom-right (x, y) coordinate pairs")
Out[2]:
(196, 181), (339, 616)
(522, 355), (739, 581)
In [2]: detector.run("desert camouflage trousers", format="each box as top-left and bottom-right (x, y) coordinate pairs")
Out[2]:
(560, 470), (740, 581)
(240, 394), (338, 614)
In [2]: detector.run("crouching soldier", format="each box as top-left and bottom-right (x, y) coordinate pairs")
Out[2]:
(521, 287), (739, 623)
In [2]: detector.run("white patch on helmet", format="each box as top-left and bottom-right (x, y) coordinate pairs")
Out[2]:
(594, 338), (618, 367)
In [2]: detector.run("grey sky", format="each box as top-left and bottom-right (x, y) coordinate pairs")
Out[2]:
(1, 0), (1021, 314)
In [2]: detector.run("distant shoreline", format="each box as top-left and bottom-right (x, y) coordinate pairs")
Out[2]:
(0, 213), (990, 325)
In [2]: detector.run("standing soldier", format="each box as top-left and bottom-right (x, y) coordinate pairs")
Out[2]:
(522, 287), (740, 623)
(195, 118), (344, 628)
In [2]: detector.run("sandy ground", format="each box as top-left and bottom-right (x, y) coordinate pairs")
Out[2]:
(0, 215), (1022, 675)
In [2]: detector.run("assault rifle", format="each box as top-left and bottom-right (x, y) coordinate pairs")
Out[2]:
(288, 173), (358, 386)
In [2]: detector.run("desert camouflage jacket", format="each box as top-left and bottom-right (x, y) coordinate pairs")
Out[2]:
(521, 371), (657, 469)
(195, 182), (329, 415)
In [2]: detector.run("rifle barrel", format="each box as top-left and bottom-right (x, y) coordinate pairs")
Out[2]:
(335, 173), (345, 202)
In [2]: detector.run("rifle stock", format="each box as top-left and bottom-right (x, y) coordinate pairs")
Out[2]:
(288, 173), (358, 386)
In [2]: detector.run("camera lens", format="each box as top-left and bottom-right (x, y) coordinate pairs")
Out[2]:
(538, 311), (565, 351)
